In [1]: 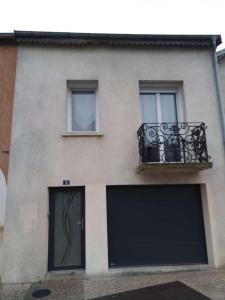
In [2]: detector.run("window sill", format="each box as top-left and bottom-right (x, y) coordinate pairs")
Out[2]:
(62, 131), (103, 137)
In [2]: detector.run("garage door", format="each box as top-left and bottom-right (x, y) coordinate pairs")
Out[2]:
(107, 185), (208, 267)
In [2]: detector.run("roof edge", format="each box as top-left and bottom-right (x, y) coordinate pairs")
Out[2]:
(0, 33), (16, 45)
(14, 31), (222, 47)
(217, 48), (225, 60)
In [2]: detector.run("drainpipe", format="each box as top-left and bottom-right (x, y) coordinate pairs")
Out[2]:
(212, 36), (225, 143)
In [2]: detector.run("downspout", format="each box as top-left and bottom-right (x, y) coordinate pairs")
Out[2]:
(212, 36), (225, 143)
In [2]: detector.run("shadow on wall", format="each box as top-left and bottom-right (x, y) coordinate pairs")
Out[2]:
(0, 169), (7, 276)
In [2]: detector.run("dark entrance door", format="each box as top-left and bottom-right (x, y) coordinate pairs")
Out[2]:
(48, 187), (85, 271)
(107, 185), (208, 267)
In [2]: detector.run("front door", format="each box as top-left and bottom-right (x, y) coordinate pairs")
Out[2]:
(48, 187), (85, 271)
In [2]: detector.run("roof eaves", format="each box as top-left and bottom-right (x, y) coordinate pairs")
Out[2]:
(217, 48), (225, 60)
(14, 31), (222, 48)
(0, 33), (16, 45)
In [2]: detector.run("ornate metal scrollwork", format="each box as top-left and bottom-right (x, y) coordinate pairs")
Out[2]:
(137, 122), (210, 164)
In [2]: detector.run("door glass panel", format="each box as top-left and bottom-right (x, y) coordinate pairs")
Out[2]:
(140, 93), (157, 123)
(140, 93), (159, 162)
(160, 93), (180, 162)
(160, 93), (178, 123)
(53, 189), (82, 268)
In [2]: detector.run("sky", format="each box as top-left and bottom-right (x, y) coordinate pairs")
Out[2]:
(1, 0), (225, 49)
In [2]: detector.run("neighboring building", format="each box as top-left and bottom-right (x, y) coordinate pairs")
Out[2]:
(2, 31), (225, 284)
(0, 33), (17, 274)
(218, 48), (225, 110)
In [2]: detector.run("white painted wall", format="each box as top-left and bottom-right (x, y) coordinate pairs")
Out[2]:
(0, 169), (7, 276)
(2, 45), (225, 283)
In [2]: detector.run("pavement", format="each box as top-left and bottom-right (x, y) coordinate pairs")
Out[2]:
(1, 268), (225, 300)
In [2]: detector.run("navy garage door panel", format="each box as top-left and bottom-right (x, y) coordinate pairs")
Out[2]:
(107, 185), (208, 267)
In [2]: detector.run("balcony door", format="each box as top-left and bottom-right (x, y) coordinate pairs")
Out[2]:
(140, 92), (178, 124)
(140, 92), (181, 162)
(48, 187), (85, 270)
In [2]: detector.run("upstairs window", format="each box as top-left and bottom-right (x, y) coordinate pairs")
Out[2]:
(71, 91), (96, 131)
(67, 81), (99, 132)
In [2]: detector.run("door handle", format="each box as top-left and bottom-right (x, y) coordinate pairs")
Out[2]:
(75, 218), (84, 230)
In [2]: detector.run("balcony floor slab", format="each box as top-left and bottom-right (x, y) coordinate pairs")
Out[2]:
(137, 162), (213, 173)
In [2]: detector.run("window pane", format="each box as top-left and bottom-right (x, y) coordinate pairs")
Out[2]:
(71, 91), (96, 131)
(160, 93), (180, 162)
(160, 93), (178, 123)
(140, 93), (157, 123)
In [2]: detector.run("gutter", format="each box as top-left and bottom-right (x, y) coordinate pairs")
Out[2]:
(212, 37), (225, 144)
(14, 30), (221, 47)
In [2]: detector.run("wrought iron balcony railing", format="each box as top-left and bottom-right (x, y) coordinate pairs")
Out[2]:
(137, 122), (210, 164)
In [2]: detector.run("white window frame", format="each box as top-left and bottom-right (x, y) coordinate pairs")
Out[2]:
(139, 83), (185, 163)
(67, 81), (100, 133)
(139, 85), (184, 124)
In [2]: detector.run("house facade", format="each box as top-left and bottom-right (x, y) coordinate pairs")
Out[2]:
(0, 33), (17, 274)
(2, 31), (225, 283)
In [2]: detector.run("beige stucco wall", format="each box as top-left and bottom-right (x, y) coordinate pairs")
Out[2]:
(2, 45), (225, 283)
(219, 57), (225, 112)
